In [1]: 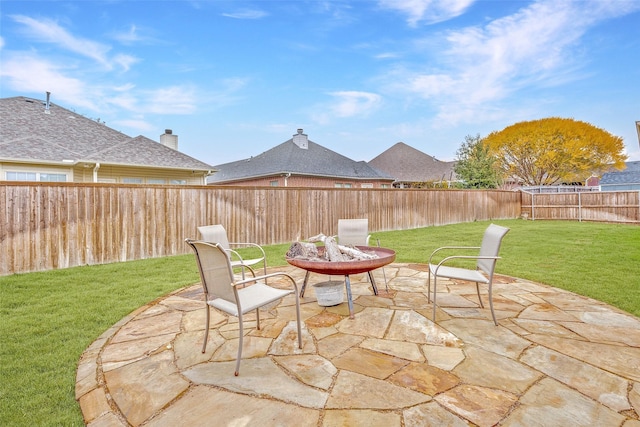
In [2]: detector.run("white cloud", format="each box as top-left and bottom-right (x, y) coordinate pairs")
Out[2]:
(221, 9), (268, 19)
(383, 0), (640, 125)
(3, 14), (198, 119)
(311, 91), (382, 125)
(329, 91), (382, 118)
(0, 52), (95, 110)
(113, 118), (155, 132)
(113, 54), (140, 72)
(113, 83), (136, 92)
(111, 25), (144, 45)
(110, 24), (164, 47)
(145, 86), (198, 114)
(374, 52), (401, 60)
(107, 92), (138, 111)
(11, 15), (112, 68)
(378, 0), (475, 26)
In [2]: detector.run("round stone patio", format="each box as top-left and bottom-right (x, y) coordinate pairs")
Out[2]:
(76, 263), (640, 426)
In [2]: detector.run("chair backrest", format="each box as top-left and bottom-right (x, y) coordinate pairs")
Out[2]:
(197, 224), (231, 250)
(185, 240), (236, 303)
(477, 224), (510, 276)
(338, 218), (369, 246)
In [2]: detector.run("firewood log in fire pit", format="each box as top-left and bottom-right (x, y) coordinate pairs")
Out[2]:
(285, 233), (378, 262)
(285, 241), (319, 260)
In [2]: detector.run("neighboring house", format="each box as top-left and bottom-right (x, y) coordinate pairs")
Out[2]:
(600, 161), (640, 191)
(585, 175), (601, 188)
(208, 129), (395, 188)
(0, 95), (214, 185)
(368, 142), (459, 188)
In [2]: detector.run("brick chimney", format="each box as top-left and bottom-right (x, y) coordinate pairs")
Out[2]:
(160, 129), (178, 150)
(293, 128), (308, 149)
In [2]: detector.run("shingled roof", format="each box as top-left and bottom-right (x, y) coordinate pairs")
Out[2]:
(0, 96), (214, 171)
(208, 129), (394, 184)
(600, 161), (640, 190)
(368, 142), (458, 184)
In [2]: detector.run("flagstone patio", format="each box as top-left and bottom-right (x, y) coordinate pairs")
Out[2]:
(76, 264), (640, 426)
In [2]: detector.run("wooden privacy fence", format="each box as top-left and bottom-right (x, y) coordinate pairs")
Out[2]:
(520, 190), (640, 223)
(1, 183), (520, 275)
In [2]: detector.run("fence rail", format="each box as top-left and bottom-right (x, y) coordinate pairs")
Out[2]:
(520, 190), (640, 223)
(1, 183), (520, 275)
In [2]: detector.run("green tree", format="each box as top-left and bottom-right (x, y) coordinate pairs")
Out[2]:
(484, 117), (627, 186)
(454, 134), (500, 188)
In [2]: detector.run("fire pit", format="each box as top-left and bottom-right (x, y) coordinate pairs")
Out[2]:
(286, 246), (396, 318)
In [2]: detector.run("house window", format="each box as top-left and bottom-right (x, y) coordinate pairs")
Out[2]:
(123, 178), (143, 184)
(381, 184), (391, 188)
(6, 171), (66, 182)
(148, 179), (166, 185)
(170, 179), (187, 185)
(335, 183), (343, 188)
(40, 173), (67, 182)
(343, 183), (352, 188)
(6, 171), (37, 181)
(361, 183), (373, 188)
(270, 180), (279, 187)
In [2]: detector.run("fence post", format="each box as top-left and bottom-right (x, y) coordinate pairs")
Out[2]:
(578, 192), (582, 222)
(531, 191), (535, 221)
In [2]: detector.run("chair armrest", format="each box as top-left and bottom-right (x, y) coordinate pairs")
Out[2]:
(225, 248), (246, 263)
(235, 272), (299, 292)
(428, 246), (480, 264)
(433, 255), (501, 271)
(228, 242), (266, 259)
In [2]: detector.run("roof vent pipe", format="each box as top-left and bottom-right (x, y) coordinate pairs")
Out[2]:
(45, 91), (51, 114)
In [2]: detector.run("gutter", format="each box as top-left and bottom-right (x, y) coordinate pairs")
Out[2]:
(93, 163), (100, 183)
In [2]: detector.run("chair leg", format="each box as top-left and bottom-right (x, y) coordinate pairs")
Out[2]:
(432, 276), (438, 322)
(256, 308), (260, 330)
(300, 271), (311, 297)
(202, 305), (210, 353)
(235, 313), (244, 376)
(294, 292), (302, 349)
(367, 271), (379, 295)
(475, 282), (485, 308)
(488, 282), (498, 326)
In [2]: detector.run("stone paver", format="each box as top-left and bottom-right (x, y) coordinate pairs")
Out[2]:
(77, 265), (640, 426)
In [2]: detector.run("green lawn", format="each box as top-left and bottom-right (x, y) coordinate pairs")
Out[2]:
(1, 219), (638, 425)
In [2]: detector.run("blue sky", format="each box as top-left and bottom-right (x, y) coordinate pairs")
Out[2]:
(1, 0), (639, 166)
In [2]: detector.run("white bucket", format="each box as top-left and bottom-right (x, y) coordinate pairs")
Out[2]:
(313, 281), (344, 306)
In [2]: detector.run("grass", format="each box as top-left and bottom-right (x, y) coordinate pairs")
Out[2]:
(0, 256), (198, 426)
(1, 220), (638, 425)
(262, 219), (640, 317)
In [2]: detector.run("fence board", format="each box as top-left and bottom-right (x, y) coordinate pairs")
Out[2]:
(520, 190), (640, 223)
(1, 183), (525, 275)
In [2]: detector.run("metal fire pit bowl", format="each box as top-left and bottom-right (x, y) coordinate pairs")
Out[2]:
(286, 246), (396, 318)
(286, 246), (395, 275)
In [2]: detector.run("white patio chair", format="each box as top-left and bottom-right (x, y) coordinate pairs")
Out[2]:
(428, 223), (510, 325)
(337, 218), (371, 246)
(185, 239), (302, 376)
(198, 224), (267, 279)
(337, 218), (388, 291)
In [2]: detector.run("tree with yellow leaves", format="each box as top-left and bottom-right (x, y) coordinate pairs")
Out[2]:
(484, 117), (627, 186)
